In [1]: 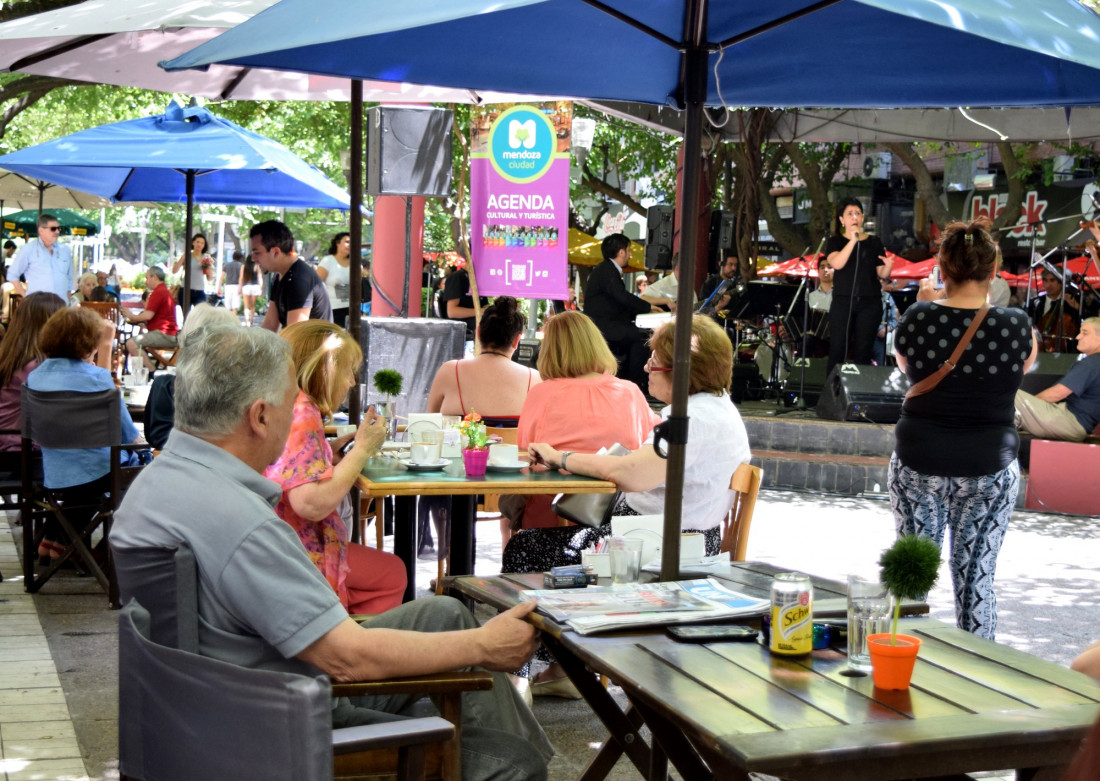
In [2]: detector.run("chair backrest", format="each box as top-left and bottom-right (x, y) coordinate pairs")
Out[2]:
(485, 425), (518, 445)
(720, 463), (763, 561)
(119, 600), (334, 781)
(22, 387), (121, 449)
(112, 543), (199, 653)
(80, 300), (121, 325)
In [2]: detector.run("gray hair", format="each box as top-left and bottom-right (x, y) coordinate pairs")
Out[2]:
(179, 303), (238, 347)
(146, 265), (167, 282)
(174, 325), (292, 438)
(37, 213), (58, 229)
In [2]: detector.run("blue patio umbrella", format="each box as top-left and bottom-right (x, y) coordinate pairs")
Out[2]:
(0, 101), (350, 310)
(163, 0), (1100, 577)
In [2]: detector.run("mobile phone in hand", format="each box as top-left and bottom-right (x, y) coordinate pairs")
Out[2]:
(339, 439), (355, 456)
(931, 265), (945, 290)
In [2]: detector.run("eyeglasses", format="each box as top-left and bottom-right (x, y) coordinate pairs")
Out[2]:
(644, 355), (672, 373)
(45, 226), (60, 232)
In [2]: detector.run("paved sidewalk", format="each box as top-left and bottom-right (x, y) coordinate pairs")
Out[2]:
(2, 489), (1098, 780)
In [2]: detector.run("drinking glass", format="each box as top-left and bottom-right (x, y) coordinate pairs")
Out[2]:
(609, 537), (643, 586)
(847, 575), (893, 673)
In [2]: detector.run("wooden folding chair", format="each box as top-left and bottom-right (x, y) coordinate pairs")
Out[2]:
(720, 463), (763, 561)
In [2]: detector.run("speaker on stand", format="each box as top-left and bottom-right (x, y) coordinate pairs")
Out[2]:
(645, 205), (675, 270)
(367, 106), (454, 317)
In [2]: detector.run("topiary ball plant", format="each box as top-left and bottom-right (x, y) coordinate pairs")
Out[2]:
(372, 369), (403, 401)
(878, 534), (941, 645)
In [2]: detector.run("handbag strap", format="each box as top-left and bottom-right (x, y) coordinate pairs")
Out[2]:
(904, 304), (990, 401)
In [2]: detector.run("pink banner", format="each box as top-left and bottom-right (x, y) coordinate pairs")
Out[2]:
(470, 102), (572, 300)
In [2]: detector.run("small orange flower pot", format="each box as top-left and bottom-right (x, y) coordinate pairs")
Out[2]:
(867, 632), (921, 690)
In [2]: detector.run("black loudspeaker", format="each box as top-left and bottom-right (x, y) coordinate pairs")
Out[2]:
(645, 205), (675, 270)
(709, 210), (735, 252)
(816, 365), (910, 423)
(358, 318), (465, 413)
(1020, 352), (1081, 395)
(514, 338), (541, 369)
(367, 106), (454, 197)
(783, 357), (828, 406)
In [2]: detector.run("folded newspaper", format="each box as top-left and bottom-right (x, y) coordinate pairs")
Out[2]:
(521, 578), (770, 635)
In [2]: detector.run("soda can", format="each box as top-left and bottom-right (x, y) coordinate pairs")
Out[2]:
(770, 572), (813, 656)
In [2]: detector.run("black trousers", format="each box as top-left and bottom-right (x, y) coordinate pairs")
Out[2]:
(607, 332), (649, 397)
(828, 294), (882, 377)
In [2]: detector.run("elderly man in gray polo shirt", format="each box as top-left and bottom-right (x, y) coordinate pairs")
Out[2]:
(112, 324), (552, 781)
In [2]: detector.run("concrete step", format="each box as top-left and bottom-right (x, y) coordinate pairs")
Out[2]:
(743, 415), (895, 459)
(752, 449), (889, 496)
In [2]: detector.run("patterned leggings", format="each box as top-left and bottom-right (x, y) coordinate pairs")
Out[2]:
(887, 454), (1018, 640)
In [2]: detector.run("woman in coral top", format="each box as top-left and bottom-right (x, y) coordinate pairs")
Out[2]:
(266, 320), (405, 614)
(504, 311), (659, 561)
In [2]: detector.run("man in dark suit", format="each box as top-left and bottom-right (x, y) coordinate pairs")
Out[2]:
(583, 233), (656, 394)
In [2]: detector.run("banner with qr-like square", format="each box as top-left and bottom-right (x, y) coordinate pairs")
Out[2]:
(469, 101), (571, 299)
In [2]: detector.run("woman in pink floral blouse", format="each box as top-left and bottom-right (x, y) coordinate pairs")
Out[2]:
(266, 320), (405, 614)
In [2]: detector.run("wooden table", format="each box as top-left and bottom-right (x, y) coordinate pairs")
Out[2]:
(358, 459), (615, 602)
(453, 570), (1100, 781)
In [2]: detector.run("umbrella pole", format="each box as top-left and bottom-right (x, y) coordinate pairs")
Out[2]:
(182, 170), (195, 316)
(660, 0), (708, 582)
(349, 79), (364, 544)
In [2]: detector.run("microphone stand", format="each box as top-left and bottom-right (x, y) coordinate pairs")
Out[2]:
(773, 238), (827, 415)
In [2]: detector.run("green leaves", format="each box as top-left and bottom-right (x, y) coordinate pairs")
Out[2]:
(878, 534), (941, 601)
(372, 369), (402, 398)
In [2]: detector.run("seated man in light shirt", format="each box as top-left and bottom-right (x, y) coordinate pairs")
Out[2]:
(641, 260), (698, 311)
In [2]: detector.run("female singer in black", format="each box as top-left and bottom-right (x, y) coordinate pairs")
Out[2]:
(825, 198), (894, 376)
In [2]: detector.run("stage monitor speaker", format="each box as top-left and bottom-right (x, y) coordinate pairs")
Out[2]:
(367, 106), (454, 197)
(816, 365), (909, 423)
(645, 205), (675, 270)
(1020, 352), (1082, 395)
(783, 357), (828, 407)
(358, 317), (465, 414)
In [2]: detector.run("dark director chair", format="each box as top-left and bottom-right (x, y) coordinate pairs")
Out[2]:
(21, 387), (150, 606)
(112, 543), (491, 780)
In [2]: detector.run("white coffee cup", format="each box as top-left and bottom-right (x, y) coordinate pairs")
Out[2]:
(410, 430), (444, 464)
(488, 443), (518, 466)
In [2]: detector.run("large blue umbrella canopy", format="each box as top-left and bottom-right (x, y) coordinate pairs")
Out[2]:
(163, 0), (1100, 109)
(162, 0), (1100, 579)
(0, 101), (349, 311)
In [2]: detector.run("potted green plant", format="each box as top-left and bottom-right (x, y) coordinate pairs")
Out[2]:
(372, 369), (403, 439)
(456, 410), (489, 476)
(867, 534), (941, 690)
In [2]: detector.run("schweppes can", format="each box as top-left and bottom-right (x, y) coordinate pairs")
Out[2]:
(770, 572), (813, 655)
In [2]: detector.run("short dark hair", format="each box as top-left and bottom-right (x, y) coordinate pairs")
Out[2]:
(250, 220), (295, 253)
(232, 250), (245, 262)
(36, 213), (58, 229)
(601, 233), (631, 262)
(2, 240), (15, 250)
(834, 197), (863, 235)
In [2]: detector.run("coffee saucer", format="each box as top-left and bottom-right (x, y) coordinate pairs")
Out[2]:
(486, 461), (528, 472)
(400, 459), (450, 471)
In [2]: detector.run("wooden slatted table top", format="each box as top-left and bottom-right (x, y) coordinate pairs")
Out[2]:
(452, 567), (1098, 780)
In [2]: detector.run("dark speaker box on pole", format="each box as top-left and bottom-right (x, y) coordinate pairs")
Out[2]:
(358, 318), (465, 414)
(515, 338), (541, 369)
(645, 205), (675, 270)
(709, 210), (735, 253)
(1020, 352), (1082, 395)
(816, 365), (910, 423)
(367, 106), (454, 197)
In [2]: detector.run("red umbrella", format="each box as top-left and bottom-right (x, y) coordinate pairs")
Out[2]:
(758, 253), (822, 278)
(1005, 255), (1100, 288)
(890, 256), (936, 279)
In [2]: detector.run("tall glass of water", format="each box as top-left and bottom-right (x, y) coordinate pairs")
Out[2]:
(847, 575), (892, 673)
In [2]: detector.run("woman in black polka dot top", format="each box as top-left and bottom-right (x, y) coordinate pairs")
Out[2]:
(889, 218), (1037, 641)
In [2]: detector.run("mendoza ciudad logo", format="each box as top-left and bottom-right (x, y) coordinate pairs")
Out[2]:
(490, 106), (556, 184)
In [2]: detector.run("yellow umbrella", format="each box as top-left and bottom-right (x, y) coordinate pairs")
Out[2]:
(567, 228), (646, 272)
